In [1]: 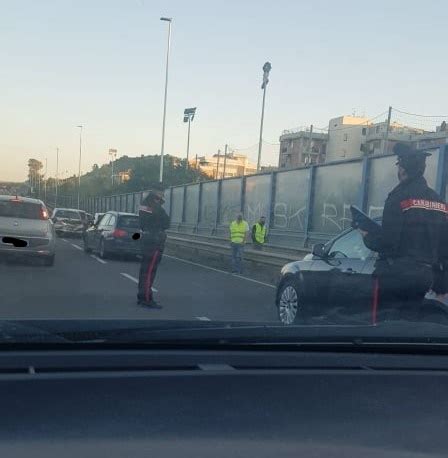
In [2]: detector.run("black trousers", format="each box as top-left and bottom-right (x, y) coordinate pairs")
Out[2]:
(375, 259), (433, 321)
(137, 243), (163, 303)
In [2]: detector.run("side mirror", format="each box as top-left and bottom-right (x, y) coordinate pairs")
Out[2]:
(312, 243), (326, 258)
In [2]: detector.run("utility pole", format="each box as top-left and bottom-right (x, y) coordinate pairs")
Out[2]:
(381, 106), (392, 155)
(222, 144), (228, 179)
(55, 148), (59, 207)
(307, 124), (314, 165)
(215, 149), (221, 179)
(257, 61), (272, 172)
(159, 17), (173, 183)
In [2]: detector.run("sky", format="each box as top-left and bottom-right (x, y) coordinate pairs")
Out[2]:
(1, 0), (447, 181)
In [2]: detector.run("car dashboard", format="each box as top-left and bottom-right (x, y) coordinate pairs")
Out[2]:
(1, 346), (448, 457)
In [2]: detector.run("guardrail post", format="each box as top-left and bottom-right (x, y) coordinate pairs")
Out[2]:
(267, 172), (277, 232)
(435, 145), (447, 197)
(303, 165), (316, 248)
(358, 156), (371, 212)
(196, 182), (202, 232)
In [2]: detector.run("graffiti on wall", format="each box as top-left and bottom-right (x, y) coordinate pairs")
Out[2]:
(273, 203), (307, 230)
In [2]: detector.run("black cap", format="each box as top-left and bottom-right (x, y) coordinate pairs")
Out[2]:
(393, 142), (431, 160)
(393, 142), (430, 177)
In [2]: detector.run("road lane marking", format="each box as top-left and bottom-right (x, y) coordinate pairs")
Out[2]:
(61, 239), (68, 243)
(120, 273), (157, 292)
(163, 254), (276, 289)
(71, 243), (83, 251)
(120, 273), (138, 283)
(196, 316), (211, 321)
(91, 255), (107, 265)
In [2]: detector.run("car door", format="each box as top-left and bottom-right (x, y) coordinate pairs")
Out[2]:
(93, 213), (111, 249)
(325, 229), (374, 322)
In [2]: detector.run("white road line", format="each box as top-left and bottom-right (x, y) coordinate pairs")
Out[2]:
(120, 273), (158, 292)
(90, 255), (107, 265)
(163, 254), (276, 289)
(120, 273), (138, 284)
(71, 243), (83, 251)
(196, 316), (211, 321)
(61, 239), (68, 243)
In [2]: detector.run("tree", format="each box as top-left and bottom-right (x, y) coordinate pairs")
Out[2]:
(57, 154), (208, 198)
(27, 158), (43, 194)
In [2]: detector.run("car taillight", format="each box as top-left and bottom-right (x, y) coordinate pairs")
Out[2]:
(112, 229), (127, 238)
(40, 207), (49, 220)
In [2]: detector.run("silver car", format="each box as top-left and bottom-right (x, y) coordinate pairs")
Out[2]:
(0, 196), (56, 265)
(51, 208), (87, 237)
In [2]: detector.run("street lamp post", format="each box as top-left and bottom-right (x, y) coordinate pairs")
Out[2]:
(77, 125), (83, 209)
(44, 157), (47, 202)
(109, 149), (118, 186)
(257, 61), (272, 172)
(183, 107), (196, 167)
(159, 17), (172, 183)
(55, 147), (59, 207)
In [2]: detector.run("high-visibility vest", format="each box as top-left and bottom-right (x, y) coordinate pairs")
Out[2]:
(254, 223), (267, 244)
(230, 220), (247, 244)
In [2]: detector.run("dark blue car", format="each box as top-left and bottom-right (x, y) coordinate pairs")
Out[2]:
(83, 211), (141, 259)
(276, 226), (378, 325)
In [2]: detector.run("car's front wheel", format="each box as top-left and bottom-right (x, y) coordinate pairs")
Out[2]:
(277, 279), (302, 325)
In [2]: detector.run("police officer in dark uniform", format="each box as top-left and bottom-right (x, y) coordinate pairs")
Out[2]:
(362, 143), (447, 321)
(137, 187), (170, 308)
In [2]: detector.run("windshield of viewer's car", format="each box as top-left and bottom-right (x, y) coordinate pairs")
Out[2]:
(1, 0), (448, 344)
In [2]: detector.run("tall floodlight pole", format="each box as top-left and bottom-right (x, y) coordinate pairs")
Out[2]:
(77, 125), (83, 209)
(183, 107), (197, 168)
(257, 61), (272, 172)
(159, 17), (172, 183)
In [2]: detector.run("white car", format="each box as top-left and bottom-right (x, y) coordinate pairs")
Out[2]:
(0, 195), (56, 266)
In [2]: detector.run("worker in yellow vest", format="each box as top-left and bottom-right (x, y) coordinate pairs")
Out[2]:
(251, 216), (267, 250)
(229, 213), (249, 274)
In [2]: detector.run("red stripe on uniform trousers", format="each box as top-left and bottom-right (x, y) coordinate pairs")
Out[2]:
(144, 250), (160, 302)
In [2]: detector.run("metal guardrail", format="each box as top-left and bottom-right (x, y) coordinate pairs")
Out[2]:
(47, 145), (448, 251)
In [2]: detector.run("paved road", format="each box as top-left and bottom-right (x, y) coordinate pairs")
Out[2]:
(0, 238), (278, 321)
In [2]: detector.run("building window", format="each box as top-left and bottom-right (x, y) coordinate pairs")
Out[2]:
(376, 126), (380, 134)
(281, 147), (287, 153)
(362, 128), (367, 135)
(343, 133), (348, 142)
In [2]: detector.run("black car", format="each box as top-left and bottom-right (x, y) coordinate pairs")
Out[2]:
(276, 226), (378, 325)
(83, 211), (141, 259)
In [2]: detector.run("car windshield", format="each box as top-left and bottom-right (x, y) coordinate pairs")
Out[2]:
(1, 0), (448, 347)
(0, 200), (42, 219)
